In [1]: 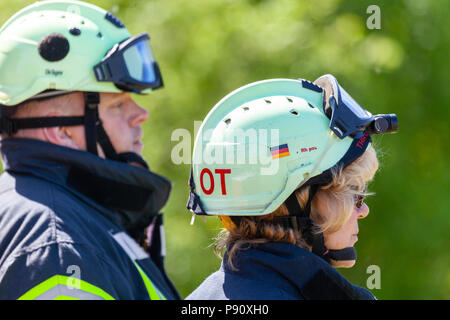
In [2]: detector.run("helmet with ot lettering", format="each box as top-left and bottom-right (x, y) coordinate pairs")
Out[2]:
(187, 74), (398, 263)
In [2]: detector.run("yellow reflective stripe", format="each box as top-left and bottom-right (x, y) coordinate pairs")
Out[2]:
(53, 295), (80, 300)
(133, 262), (166, 300)
(18, 275), (115, 300)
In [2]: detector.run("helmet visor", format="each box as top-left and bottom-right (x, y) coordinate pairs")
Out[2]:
(123, 39), (156, 84)
(94, 33), (163, 92)
(313, 74), (373, 139)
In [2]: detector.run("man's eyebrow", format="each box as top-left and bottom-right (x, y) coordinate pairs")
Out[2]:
(104, 93), (130, 105)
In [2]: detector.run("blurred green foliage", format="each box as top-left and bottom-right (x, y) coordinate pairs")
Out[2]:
(0, 0), (448, 299)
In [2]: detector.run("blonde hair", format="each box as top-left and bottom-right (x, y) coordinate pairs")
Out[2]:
(214, 145), (379, 270)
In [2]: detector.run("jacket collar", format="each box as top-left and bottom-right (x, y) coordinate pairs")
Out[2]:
(223, 242), (375, 300)
(0, 138), (172, 233)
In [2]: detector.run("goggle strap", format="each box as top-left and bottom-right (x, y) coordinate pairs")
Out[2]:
(305, 132), (371, 187)
(94, 63), (111, 82)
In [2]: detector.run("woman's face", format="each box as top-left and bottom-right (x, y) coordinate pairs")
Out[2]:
(319, 201), (370, 268)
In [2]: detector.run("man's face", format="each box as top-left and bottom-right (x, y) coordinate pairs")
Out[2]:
(98, 92), (149, 156)
(66, 91), (149, 157)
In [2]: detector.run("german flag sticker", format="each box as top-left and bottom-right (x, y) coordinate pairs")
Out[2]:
(270, 144), (290, 159)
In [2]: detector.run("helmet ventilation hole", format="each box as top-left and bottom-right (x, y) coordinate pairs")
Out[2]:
(38, 33), (70, 62)
(69, 27), (81, 36)
(308, 103), (315, 109)
(224, 118), (231, 125)
(290, 109), (299, 116)
(242, 106), (249, 111)
(264, 99), (271, 104)
(286, 97), (293, 103)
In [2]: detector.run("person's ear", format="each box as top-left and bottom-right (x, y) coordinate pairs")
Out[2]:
(42, 125), (79, 149)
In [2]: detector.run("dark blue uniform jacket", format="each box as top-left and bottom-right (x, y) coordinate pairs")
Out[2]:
(0, 138), (180, 300)
(187, 242), (375, 300)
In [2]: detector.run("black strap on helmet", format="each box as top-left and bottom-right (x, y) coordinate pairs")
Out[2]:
(186, 168), (208, 215)
(0, 91), (149, 168)
(327, 247), (357, 260)
(0, 115), (85, 135)
(84, 92), (100, 155)
(80, 92), (150, 168)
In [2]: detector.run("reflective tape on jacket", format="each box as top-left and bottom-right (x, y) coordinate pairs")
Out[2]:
(112, 231), (166, 300)
(133, 262), (166, 300)
(18, 275), (115, 300)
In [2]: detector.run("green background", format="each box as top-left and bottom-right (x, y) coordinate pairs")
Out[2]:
(1, 0), (448, 299)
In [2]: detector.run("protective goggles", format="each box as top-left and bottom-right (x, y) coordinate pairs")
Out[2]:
(313, 74), (398, 139)
(94, 33), (163, 93)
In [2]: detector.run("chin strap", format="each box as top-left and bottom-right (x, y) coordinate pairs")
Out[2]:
(0, 91), (148, 168)
(327, 247), (357, 261)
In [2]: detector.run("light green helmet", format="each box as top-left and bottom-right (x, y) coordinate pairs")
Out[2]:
(0, 0), (152, 106)
(187, 78), (356, 216)
(0, 0), (164, 166)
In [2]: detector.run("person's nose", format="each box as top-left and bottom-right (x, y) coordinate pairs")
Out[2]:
(357, 203), (370, 219)
(129, 102), (149, 127)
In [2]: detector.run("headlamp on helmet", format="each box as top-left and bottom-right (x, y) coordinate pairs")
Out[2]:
(314, 74), (398, 139)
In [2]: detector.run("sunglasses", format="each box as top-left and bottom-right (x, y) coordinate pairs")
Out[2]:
(354, 185), (367, 209)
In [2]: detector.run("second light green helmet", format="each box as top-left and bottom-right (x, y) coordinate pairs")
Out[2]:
(187, 78), (359, 216)
(186, 75), (398, 264)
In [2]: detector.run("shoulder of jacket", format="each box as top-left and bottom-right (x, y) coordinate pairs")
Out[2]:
(0, 194), (112, 276)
